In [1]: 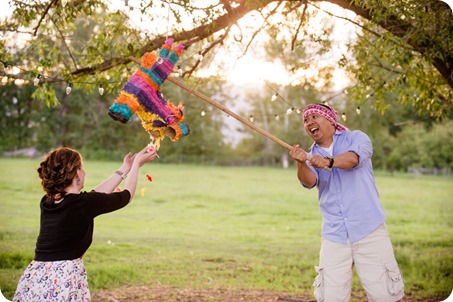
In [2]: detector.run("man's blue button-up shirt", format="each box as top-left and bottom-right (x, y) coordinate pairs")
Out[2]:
(304, 130), (386, 244)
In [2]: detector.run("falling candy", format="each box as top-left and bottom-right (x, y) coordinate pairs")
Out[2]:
(147, 142), (160, 158)
(140, 187), (147, 196)
(146, 174), (153, 182)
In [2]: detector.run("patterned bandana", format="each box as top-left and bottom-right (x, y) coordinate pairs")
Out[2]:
(303, 104), (347, 132)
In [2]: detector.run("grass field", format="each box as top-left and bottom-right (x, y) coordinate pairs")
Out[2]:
(0, 158), (452, 301)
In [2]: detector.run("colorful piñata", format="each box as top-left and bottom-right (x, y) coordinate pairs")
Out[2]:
(108, 38), (190, 148)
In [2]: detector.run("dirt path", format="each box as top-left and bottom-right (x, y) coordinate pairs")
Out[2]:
(92, 285), (446, 302)
(92, 285), (317, 302)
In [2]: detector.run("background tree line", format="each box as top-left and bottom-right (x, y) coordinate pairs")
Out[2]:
(1, 74), (452, 172)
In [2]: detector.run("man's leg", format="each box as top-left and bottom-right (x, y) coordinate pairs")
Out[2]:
(353, 224), (405, 302)
(314, 238), (354, 302)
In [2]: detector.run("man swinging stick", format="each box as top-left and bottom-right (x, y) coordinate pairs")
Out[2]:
(289, 103), (405, 302)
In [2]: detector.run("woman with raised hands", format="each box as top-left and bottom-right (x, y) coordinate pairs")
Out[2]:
(13, 144), (157, 302)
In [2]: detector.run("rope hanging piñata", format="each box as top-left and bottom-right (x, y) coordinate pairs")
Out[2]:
(108, 38), (190, 149)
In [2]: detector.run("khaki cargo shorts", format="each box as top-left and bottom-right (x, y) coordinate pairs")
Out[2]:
(313, 224), (404, 302)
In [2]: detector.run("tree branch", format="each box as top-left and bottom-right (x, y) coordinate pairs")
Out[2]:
(241, 1), (283, 57)
(50, 15), (79, 71)
(183, 29), (230, 78)
(70, 0), (273, 78)
(33, 0), (58, 36)
(291, 1), (309, 51)
(319, 0), (453, 89)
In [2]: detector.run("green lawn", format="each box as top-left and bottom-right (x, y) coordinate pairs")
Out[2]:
(0, 158), (452, 300)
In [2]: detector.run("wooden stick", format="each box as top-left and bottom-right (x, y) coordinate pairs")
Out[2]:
(170, 77), (295, 151)
(128, 56), (331, 170)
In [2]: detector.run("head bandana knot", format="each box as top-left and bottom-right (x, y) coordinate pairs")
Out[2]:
(303, 104), (348, 132)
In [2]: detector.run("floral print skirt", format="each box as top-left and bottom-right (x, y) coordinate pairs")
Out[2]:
(13, 258), (90, 302)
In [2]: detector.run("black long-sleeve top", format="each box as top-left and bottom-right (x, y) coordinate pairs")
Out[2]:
(34, 190), (131, 261)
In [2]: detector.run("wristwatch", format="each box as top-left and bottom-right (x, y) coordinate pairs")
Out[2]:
(115, 170), (127, 180)
(324, 156), (334, 169)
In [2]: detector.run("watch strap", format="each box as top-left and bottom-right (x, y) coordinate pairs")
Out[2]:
(324, 156), (334, 169)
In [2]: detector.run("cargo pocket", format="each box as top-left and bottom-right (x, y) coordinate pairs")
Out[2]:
(385, 261), (404, 296)
(312, 266), (324, 302)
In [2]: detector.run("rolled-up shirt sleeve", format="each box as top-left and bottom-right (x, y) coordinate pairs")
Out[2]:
(347, 130), (373, 168)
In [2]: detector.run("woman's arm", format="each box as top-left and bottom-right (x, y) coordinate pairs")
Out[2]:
(93, 152), (136, 193)
(123, 145), (157, 202)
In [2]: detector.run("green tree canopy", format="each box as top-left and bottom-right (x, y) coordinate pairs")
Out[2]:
(1, 0), (452, 118)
